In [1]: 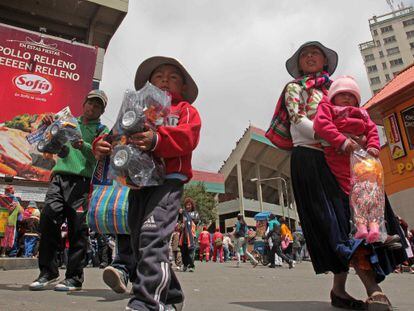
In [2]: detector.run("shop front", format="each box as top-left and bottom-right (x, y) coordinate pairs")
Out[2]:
(365, 64), (414, 224)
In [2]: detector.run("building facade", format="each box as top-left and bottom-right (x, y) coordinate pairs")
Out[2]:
(364, 63), (414, 225)
(359, 6), (414, 94)
(217, 126), (298, 232)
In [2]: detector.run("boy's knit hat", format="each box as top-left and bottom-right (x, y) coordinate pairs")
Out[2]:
(328, 75), (361, 105)
(286, 41), (338, 78)
(134, 56), (198, 104)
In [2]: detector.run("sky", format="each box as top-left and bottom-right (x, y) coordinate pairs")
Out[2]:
(100, 0), (406, 173)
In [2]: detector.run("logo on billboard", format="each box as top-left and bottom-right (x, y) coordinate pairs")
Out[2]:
(13, 74), (52, 94)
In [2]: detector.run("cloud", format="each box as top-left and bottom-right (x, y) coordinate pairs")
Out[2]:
(100, 0), (391, 172)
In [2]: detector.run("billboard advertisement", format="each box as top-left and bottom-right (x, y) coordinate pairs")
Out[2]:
(0, 23), (97, 181)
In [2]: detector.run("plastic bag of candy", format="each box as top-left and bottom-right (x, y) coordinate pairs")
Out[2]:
(27, 106), (82, 158)
(108, 82), (171, 188)
(349, 148), (386, 243)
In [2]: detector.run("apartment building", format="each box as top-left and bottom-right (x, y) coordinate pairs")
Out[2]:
(359, 7), (414, 94)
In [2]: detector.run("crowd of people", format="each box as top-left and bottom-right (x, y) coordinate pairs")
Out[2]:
(168, 212), (307, 270)
(1, 42), (414, 311)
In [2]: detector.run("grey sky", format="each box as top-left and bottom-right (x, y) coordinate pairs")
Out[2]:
(100, 0), (396, 172)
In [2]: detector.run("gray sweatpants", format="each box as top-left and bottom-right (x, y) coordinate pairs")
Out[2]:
(127, 179), (184, 311)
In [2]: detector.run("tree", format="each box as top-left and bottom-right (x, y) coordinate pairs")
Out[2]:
(183, 182), (217, 226)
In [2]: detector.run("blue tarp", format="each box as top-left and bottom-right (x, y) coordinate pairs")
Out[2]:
(254, 211), (271, 221)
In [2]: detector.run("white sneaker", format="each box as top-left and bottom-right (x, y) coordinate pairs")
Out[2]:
(29, 275), (59, 291)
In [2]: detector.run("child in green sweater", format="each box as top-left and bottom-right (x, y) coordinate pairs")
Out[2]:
(29, 90), (109, 292)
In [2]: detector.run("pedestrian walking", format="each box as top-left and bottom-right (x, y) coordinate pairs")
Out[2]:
(179, 197), (199, 272)
(171, 225), (182, 270)
(93, 56), (201, 311)
(212, 228), (224, 263)
(265, 41), (406, 310)
(267, 224), (295, 269)
(198, 226), (211, 262)
(22, 201), (40, 258)
(234, 214), (258, 267)
(29, 89), (109, 291)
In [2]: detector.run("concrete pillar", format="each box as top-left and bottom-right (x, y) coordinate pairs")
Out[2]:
(214, 194), (220, 229)
(255, 164), (263, 212)
(278, 179), (285, 218)
(236, 162), (245, 217)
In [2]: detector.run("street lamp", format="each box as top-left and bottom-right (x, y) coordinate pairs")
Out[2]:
(250, 177), (291, 227)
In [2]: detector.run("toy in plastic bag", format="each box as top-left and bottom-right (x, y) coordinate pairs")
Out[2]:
(108, 82), (170, 188)
(26, 106), (81, 158)
(350, 148), (386, 243)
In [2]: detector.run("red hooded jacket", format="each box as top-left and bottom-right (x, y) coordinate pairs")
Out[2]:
(152, 93), (201, 181)
(92, 93), (201, 182)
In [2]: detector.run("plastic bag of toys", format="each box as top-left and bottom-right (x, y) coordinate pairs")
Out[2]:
(27, 106), (82, 158)
(349, 148), (386, 243)
(108, 82), (170, 188)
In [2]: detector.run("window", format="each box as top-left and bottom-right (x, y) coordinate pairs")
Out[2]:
(370, 77), (381, 85)
(379, 51), (384, 58)
(386, 47), (400, 55)
(393, 71), (400, 76)
(383, 35), (397, 44)
(385, 74), (390, 81)
(410, 42), (414, 49)
(367, 65), (378, 73)
(365, 54), (375, 62)
(407, 30), (414, 38)
(382, 62), (387, 69)
(373, 29), (378, 36)
(376, 40), (381, 46)
(390, 58), (403, 67)
(381, 25), (393, 33)
(403, 18), (414, 27)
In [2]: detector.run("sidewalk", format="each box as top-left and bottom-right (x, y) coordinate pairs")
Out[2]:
(0, 261), (412, 310)
(0, 257), (37, 270)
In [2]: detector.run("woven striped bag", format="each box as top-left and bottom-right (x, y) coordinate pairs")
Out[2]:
(87, 155), (130, 234)
(87, 184), (129, 234)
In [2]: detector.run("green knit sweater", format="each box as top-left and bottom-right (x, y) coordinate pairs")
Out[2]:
(52, 116), (108, 178)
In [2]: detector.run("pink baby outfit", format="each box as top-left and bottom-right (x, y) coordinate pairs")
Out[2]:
(313, 98), (380, 195)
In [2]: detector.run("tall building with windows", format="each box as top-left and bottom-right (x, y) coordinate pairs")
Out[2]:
(359, 6), (414, 94)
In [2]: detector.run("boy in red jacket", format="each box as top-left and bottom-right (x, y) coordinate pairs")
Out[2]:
(93, 56), (201, 311)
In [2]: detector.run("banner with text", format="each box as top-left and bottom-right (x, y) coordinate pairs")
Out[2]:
(0, 23), (97, 181)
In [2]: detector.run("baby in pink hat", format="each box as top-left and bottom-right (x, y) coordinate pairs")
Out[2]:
(313, 76), (382, 243)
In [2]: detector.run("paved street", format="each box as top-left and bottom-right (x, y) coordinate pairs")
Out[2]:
(0, 261), (412, 311)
